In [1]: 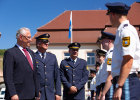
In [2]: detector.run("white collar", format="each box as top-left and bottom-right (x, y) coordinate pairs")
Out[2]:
(16, 44), (24, 50)
(118, 20), (129, 30)
(108, 47), (114, 52)
(37, 51), (46, 58)
(70, 57), (77, 63)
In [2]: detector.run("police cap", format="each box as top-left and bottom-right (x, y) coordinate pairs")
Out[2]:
(35, 33), (50, 43)
(68, 42), (81, 49)
(90, 69), (96, 74)
(105, 2), (131, 15)
(96, 49), (107, 56)
(101, 31), (116, 40)
(95, 62), (101, 67)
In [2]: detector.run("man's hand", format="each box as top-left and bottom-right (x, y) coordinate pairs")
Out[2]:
(92, 96), (96, 100)
(55, 95), (61, 100)
(100, 93), (105, 100)
(11, 94), (19, 100)
(113, 88), (122, 100)
(68, 86), (77, 94)
(35, 92), (41, 100)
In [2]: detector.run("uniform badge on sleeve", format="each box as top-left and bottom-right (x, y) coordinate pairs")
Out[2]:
(122, 37), (130, 47)
(94, 81), (96, 85)
(86, 66), (89, 70)
(107, 58), (112, 65)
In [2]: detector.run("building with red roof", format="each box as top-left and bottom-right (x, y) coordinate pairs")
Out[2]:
(31, 2), (140, 67)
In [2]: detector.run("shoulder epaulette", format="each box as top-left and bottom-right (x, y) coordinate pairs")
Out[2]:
(65, 58), (70, 61)
(47, 52), (52, 54)
(123, 24), (128, 28)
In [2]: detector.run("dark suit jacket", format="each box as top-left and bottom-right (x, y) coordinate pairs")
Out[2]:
(35, 52), (61, 100)
(3, 45), (39, 99)
(60, 57), (89, 100)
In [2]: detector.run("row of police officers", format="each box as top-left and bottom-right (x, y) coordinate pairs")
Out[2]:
(94, 2), (140, 100)
(3, 2), (140, 100)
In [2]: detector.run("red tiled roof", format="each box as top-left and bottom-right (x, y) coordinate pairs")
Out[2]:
(31, 2), (140, 45)
(32, 31), (101, 44)
(38, 10), (110, 30)
(128, 2), (140, 25)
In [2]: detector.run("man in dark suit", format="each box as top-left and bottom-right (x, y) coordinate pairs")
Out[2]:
(35, 33), (61, 100)
(3, 27), (39, 100)
(60, 42), (89, 100)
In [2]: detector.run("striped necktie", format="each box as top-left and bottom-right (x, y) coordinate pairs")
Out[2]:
(22, 49), (34, 70)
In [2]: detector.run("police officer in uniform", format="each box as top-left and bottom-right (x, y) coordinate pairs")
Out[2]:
(60, 42), (89, 100)
(90, 69), (96, 100)
(98, 31), (115, 100)
(106, 2), (140, 100)
(35, 33), (61, 100)
(95, 49), (106, 100)
(95, 62), (100, 73)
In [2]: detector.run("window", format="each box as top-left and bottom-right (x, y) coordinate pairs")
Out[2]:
(64, 52), (70, 59)
(87, 52), (95, 66)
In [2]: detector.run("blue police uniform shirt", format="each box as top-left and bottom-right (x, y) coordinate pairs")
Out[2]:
(96, 62), (104, 86)
(70, 57), (77, 64)
(100, 47), (113, 83)
(90, 76), (96, 91)
(111, 20), (140, 77)
(37, 51), (46, 59)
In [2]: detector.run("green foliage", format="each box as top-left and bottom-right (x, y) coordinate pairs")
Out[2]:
(0, 49), (6, 56)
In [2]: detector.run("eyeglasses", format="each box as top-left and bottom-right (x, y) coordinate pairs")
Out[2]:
(22, 35), (31, 40)
(42, 41), (49, 45)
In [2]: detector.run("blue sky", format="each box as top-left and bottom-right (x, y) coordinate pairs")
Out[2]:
(0, 0), (139, 49)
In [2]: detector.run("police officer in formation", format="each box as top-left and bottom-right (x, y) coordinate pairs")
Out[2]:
(60, 42), (89, 100)
(95, 49), (107, 100)
(105, 2), (140, 100)
(95, 62), (100, 73)
(98, 31), (115, 100)
(35, 33), (61, 100)
(89, 69), (96, 100)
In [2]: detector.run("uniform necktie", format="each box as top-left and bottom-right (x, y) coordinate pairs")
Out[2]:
(22, 49), (34, 70)
(73, 60), (75, 65)
(41, 53), (44, 60)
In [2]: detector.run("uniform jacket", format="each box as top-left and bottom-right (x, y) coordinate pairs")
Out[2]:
(60, 57), (89, 100)
(35, 52), (61, 100)
(3, 45), (39, 99)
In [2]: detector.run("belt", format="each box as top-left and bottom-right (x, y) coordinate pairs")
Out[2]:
(115, 73), (137, 79)
(128, 73), (137, 78)
(112, 73), (137, 84)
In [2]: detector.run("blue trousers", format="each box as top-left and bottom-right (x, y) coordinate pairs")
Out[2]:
(113, 73), (140, 100)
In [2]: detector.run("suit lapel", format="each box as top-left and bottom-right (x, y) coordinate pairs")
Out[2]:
(35, 51), (45, 64)
(44, 52), (50, 64)
(67, 58), (74, 68)
(74, 58), (80, 68)
(15, 45), (27, 61)
(14, 45), (33, 70)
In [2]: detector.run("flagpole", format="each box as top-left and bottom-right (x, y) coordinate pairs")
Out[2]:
(68, 11), (73, 43)
(71, 11), (73, 43)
